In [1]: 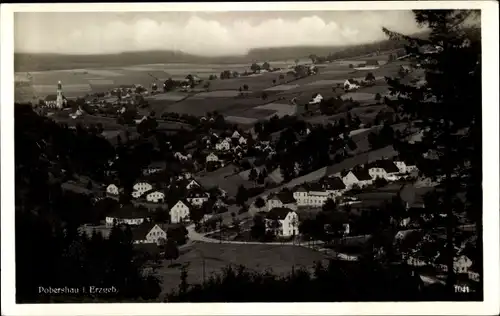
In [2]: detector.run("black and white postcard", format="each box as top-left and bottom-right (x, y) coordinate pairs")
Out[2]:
(1, 2), (498, 315)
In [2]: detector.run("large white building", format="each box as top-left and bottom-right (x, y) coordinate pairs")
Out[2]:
(170, 200), (191, 224)
(293, 177), (346, 207)
(132, 223), (167, 245)
(132, 182), (153, 198)
(266, 191), (297, 211)
(265, 208), (299, 237)
(146, 191), (165, 203)
(105, 205), (149, 227)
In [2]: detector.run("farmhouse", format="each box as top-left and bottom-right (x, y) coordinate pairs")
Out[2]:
(232, 130), (241, 139)
(344, 79), (360, 91)
(186, 189), (209, 206)
(394, 160), (419, 174)
(105, 205), (150, 227)
(170, 200), (191, 224)
(309, 93), (323, 105)
(368, 160), (401, 181)
(215, 139), (231, 151)
(265, 208), (299, 237)
(146, 191), (165, 203)
(132, 182), (153, 197)
(238, 136), (248, 145)
(106, 184), (120, 196)
(320, 177), (347, 195)
(132, 223), (167, 245)
(185, 179), (202, 190)
(342, 169), (373, 189)
(293, 182), (337, 207)
(206, 153), (219, 163)
(266, 191), (297, 211)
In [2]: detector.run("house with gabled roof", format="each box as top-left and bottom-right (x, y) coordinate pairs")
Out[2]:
(185, 179), (202, 190)
(342, 168), (373, 189)
(368, 160), (401, 181)
(170, 200), (191, 224)
(344, 79), (360, 91)
(105, 205), (150, 227)
(265, 207), (299, 237)
(206, 152), (219, 163)
(232, 130), (241, 139)
(215, 139), (231, 151)
(266, 191), (297, 211)
(186, 188), (209, 206)
(132, 182), (153, 198)
(132, 223), (167, 245)
(146, 191), (165, 203)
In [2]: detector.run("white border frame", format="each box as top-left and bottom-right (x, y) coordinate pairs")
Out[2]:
(1, 2), (499, 315)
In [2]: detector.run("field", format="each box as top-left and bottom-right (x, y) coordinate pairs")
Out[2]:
(16, 57), (416, 130)
(156, 242), (329, 296)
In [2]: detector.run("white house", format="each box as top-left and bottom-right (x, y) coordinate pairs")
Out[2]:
(133, 182), (153, 196)
(368, 160), (401, 181)
(293, 185), (332, 207)
(266, 192), (297, 211)
(265, 208), (299, 237)
(105, 205), (149, 227)
(309, 93), (323, 105)
(170, 200), (191, 224)
(185, 179), (201, 190)
(132, 223), (167, 245)
(344, 79), (360, 91)
(342, 169), (373, 189)
(206, 153), (219, 163)
(146, 191), (165, 203)
(232, 130), (241, 139)
(215, 139), (231, 151)
(106, 184), (120, 196)
(238, 136), (247, 145)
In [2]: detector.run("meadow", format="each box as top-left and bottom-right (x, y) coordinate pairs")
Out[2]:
(156, 242), (329, 296)
(16, 56), (411, 130)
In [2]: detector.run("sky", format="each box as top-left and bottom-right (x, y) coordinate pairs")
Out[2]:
(15, 11), (423, 56)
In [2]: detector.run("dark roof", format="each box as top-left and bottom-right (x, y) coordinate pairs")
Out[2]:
(272, 191), (296, 204)
(322, 177), (346, 190)
(187, 189), (208, 198)
(307, 182), (324, 192)
(132, 222), (157, 240)
(346, 79), (357, 84)
(369, 160), (400, 173)
(171, 199), (192, 209)
(295, 186), (307, 193)
(267, 207), (294, 220)
(352, 169), (372, 181)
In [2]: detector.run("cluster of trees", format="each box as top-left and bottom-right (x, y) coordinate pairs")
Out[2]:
(15, 105), (162, 302)
(163, 259), (473, 302)
(381, 9), (482, 295)
(367, 122), (396, 150)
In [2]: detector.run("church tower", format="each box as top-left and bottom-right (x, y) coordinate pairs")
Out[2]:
(56, 80), (64, 109)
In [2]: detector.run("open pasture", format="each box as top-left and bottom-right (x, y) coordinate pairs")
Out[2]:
(156, 242), (329, 296)
(341, 92), (376, 102)
(225, 116), (259, 125)
(264, 84), (300, 91)
(254, 103), (296, 118)
(192, 90), (242, 98)
(225, 108), (276, 119)
(146, 92), (189, 102)
(306, 79), (345, 86)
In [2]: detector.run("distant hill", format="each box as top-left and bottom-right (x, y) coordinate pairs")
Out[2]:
(15, 32), (428, 72)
